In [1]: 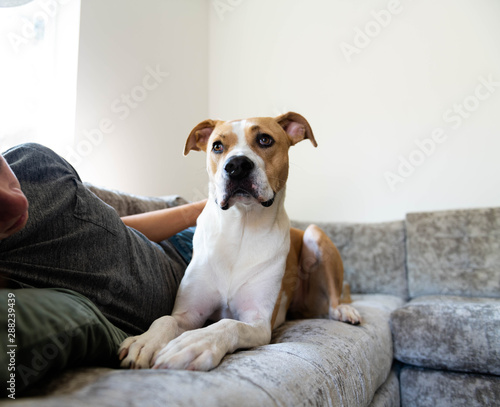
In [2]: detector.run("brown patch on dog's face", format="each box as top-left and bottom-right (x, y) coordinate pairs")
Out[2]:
(205, 122), (239, 178)
(243, 120), (291, 194)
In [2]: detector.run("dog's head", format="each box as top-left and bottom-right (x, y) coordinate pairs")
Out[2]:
(184, 112), (317, 210)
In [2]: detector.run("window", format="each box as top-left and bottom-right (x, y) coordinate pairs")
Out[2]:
(0, 0), (81, 154)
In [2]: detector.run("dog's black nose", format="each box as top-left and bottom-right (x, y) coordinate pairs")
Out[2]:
(224, 156), (255, 180)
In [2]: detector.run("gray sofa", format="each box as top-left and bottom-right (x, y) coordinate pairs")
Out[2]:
(390, 209), (500, 406)
(3, 185), (499, 407)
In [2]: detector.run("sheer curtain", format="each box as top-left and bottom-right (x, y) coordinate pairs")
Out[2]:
(0, 0), (81, 154)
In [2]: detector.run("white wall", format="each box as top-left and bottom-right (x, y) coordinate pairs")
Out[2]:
(0, 0), (81, 154)
(209, 0), (500, 222)
(73, 0), (209, 200)
(72, 0), (500, 223)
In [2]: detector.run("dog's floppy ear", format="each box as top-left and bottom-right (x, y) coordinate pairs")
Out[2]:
(184, 120), (217, 156)
(275, 112), (317, 147)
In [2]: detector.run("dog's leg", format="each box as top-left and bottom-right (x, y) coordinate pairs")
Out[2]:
(153, 315), (272, 371)
(119, 316), (180, 369)
(289, 225), (361, 325)
(119, 265), (221, 369)
(153, 275), (282, 371)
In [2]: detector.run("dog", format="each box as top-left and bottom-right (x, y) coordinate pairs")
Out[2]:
(118, 112), (361, 371)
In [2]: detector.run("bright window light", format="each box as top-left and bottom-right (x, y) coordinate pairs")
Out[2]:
(0, 0), (81, 155)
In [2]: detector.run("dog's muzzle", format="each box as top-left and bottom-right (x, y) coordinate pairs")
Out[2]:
(219, 156), (275, 210)
(225, 156), (254, 181)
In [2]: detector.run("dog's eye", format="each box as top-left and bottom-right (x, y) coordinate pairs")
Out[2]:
(257, 134), (274, 148)
(212, 141), (224, 154)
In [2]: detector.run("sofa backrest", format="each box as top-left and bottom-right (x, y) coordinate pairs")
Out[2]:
(406, 207), (500, 299)
(84, 182), (188, 216)
(292, 220), (408, 299)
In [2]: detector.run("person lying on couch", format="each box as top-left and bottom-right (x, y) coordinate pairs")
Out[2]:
(0, 143), (205, 397)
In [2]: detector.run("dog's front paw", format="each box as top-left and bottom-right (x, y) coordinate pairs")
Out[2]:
(330, 304), (362, 325)
(118, 316), (177, 369)
(153, 328), (226, 371)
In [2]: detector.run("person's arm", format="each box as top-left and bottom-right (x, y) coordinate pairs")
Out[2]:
(121, 200), (207, 243)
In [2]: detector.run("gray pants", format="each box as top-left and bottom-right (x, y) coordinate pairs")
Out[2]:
(0, 144), (188, 395)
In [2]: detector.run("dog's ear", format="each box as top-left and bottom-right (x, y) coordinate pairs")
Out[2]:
(275, 112), (317, 147)
(184, 120), (217, 156)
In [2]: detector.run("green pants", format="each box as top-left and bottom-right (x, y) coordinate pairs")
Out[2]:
(0, 288), (129, 398)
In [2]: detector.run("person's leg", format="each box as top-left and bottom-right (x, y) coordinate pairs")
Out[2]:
(0, 288), (128, 397)
(167, 226), (196, 264)
(0, 143), (187, 335)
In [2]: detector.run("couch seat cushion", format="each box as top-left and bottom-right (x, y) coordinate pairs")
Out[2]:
(400, 366), (500, 407)
(368, 369), (400, 407)
(391, 295), (500, 374)
(16, 295), (403, 407)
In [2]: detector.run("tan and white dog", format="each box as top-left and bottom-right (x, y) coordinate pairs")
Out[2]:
(119, 112), (361, 371)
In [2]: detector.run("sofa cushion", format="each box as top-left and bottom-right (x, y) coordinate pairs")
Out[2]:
(400, 366), (500, 407)
(406, 207), (500, 298)
(390, 295), (500, 374)
(292, 220), (408, 299)
(17, 295), (404, 407)
(83, 182), (188, 217)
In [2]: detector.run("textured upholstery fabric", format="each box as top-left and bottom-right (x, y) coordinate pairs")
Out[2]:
(6, 295), (404, 406)
(406, 207), (500, 298)
(292, 221), (408, 299)
(390, 295), (500, 374)
(368, 370), (400, 407)
(83, 182), (188, 216)
(400, 366), (500, 407)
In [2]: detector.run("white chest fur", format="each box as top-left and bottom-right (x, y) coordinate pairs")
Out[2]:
(186, 190), (291, 320)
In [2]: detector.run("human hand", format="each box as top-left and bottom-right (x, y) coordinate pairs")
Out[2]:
(0, 155), (29, 240)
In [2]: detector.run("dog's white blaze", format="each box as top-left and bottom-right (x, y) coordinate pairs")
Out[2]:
(231, 120), (247, 149)
(229, 119), (255, 158)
